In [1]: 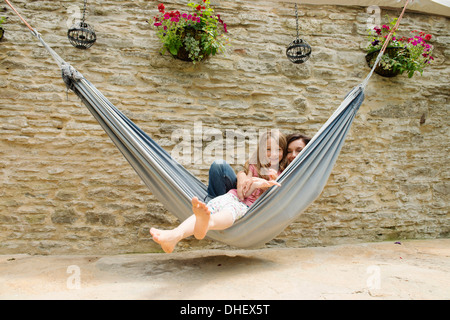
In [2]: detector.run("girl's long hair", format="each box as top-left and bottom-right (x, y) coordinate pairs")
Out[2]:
(244, 130), (288, 180)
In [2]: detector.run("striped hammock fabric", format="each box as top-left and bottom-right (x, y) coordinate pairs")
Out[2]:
(60, 62), (365, 248)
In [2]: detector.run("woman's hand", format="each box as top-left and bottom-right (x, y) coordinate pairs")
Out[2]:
(243, 177), (281, 198)
(266, 168), (278, 180)
(237, 169), (281, 200)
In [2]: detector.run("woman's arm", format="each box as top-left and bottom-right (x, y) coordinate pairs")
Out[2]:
(243, 177), (281, 198)
(236, 170), (252, 201)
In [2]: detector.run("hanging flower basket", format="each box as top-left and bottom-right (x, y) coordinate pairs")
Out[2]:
(172, 27), (207, 62)
(365, 17), (434, 78)
(151, 0), (228, 63)
(365, 47), (409, 78)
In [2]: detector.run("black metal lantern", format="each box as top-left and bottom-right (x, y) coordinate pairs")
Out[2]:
(68, 0), (96, 49)
(286, 3), (311, 64)
(286, 38), (311, 64)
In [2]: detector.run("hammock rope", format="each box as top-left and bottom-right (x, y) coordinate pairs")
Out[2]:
(4, 0), (411, 248)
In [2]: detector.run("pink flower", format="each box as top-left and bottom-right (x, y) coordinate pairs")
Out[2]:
(154, 22), (162, 27)
(382, 24), (390, 30)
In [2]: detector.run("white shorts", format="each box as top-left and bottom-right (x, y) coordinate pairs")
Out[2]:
(207, 193), (249, 222)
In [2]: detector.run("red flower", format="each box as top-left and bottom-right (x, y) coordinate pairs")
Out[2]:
(196, 4), (202, 10)
(425, 34), (432, 41)
(158, 3), (165, 13)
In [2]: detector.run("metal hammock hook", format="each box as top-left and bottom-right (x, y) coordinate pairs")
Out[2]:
(286, 3), (311, 64)
(68, 0), (97, 49)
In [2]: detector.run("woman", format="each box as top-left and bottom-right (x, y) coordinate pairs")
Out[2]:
(285, 133), (311, 165)
(207, 132), (311, 201)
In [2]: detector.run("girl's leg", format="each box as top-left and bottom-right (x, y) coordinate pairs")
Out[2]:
(150, 215), (196, 253)
(150, 197), (235, 252)
(192, 197), (234, 240)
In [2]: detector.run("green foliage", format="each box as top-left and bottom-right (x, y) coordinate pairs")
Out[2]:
(151, 0), (229, 63)
(366, 16), (434, 78)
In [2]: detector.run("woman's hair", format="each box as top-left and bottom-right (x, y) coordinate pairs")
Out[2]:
(286, 133), (311, 148)
(245, 130), (288, 180)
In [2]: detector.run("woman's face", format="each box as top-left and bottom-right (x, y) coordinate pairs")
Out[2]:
(287, 139), (306, 164)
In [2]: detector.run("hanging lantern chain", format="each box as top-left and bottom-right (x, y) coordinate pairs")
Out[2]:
(295, 3), (300, 40)
(82, 0), (88, 24)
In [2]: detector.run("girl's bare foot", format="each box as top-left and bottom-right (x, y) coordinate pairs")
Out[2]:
(192, 197), (211, 240)
(150, 227), (180, 253)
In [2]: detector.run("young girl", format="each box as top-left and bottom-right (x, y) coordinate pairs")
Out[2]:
(150, 130), (288, 253)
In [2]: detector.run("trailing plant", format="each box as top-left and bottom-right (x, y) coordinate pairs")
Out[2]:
(151, 0), (228, 63)
(366, 17), (434, 78)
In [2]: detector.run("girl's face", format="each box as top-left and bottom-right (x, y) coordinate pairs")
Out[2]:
(287, 139), (306, 164)
(265, 137), (283, 168)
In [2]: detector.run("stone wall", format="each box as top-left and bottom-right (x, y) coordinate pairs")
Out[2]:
(0, 0), (448, 254)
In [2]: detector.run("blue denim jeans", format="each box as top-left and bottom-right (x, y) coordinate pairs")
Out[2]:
(206, 160), (237, 201)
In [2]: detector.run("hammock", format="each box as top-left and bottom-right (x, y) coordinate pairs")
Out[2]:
(5, 0), (410, 248)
